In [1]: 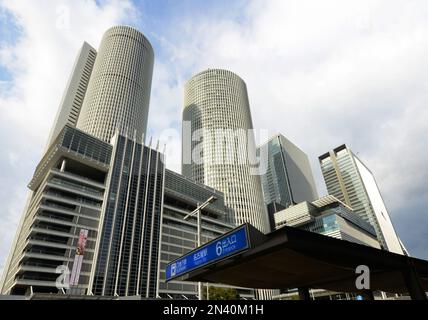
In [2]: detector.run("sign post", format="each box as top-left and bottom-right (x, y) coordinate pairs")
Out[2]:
(166, 224), (250, 282)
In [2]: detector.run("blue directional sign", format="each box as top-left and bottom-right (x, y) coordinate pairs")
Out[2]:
(165, 224), (250, 281)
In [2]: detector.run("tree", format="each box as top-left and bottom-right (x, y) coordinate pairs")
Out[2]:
(202, 285), (239, 300)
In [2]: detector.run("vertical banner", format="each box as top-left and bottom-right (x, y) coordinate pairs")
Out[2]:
(69, 229), (88, 287)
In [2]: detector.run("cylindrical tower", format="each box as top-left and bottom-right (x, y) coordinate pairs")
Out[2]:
(183, 69), (270, 233)
(77, 25), (154, 143)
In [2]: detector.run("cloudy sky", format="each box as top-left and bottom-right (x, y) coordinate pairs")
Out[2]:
(1, 0), (427, 276)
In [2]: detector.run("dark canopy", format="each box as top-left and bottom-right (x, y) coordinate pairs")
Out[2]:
(181, 224), (428, 298)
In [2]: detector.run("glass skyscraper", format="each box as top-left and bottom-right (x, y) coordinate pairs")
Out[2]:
(258, 134), (318, 230)
(182, 68), (273, 299)
(0, 26), (163, 297)
(77, 26), (154, 144)
(182, 69), (270, 234)
(319, 144), (404, 254)
(259, 134), (318, 207)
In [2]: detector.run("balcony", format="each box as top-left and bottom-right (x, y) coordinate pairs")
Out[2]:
(48, 178), (104, 199)
(51, 168), (105, 189)
(43, 191), (102, 209)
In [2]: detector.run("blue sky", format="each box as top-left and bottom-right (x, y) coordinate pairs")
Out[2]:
(132, 0), (247, 62)
(0, 7), (19, 83)
(1, 0), (428, 278)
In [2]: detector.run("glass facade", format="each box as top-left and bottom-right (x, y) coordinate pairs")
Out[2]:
(60, 126), (112, 165)
(305, 214), (338, 234)
(76, 26), (154, 144)
(274, 196), (380, 249)
(300, 207), (379, 248)
(259, 135), (318, 207)
(259, 136), (293, 207)
(319, 145), (403, 254)
(91, 135), (164, 297)
(183, 69), (270, 233)
(157, 169), (254, 299)
(261, 137), (294, 207)
(258, 134), (318, 230)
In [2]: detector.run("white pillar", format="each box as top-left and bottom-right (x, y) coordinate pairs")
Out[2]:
(60, 159), (67, 172)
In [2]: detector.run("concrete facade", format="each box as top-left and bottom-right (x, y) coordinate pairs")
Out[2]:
(1, 126), (111, 295)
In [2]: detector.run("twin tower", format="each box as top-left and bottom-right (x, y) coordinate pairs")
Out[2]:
(48, 25), (270, 232)
(47, 26), (154, 146)
(2, 25), (271, 297)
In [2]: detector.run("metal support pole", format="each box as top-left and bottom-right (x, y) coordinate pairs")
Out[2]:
(183, 196), (217, 301)
(197, 207), (201, 246)
(298, 287), (311, 300)
(402, 265), (427, 300)
(197, 206), (202, 300)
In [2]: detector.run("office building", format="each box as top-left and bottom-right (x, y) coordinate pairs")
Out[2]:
(47, 26), (154, 148)
(319, 144), (403, 254)
(182, 69), (269, 234)
(274, 195), (380, 249)
(258, 134), (319, 230)
(45, 42), (97, 150)
(1, 24), (161, 297)
(157, 169), (254, 299)
(77, 25), (154, 143)
(259, 134), (318, 207)
(1, 125), (111, 295)
(0, 125), (164, 297)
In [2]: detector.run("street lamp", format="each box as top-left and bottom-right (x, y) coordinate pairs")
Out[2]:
(183, 195), (217, 300)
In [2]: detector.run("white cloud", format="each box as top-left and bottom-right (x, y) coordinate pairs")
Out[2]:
(146, 60), (184, 172)
(152, 0), (428, 258)
(0, 0), (138, 278)
(1, 0), (428, 277)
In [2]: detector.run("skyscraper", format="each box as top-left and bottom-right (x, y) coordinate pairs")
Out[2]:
(77, 25), (154, 143)
(45, 42), (97, 150)
(1, 25), (162, 297)
(182, 69), (270, 234)
(319, 144), (404, 254)
(257, 134), (318, 229)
